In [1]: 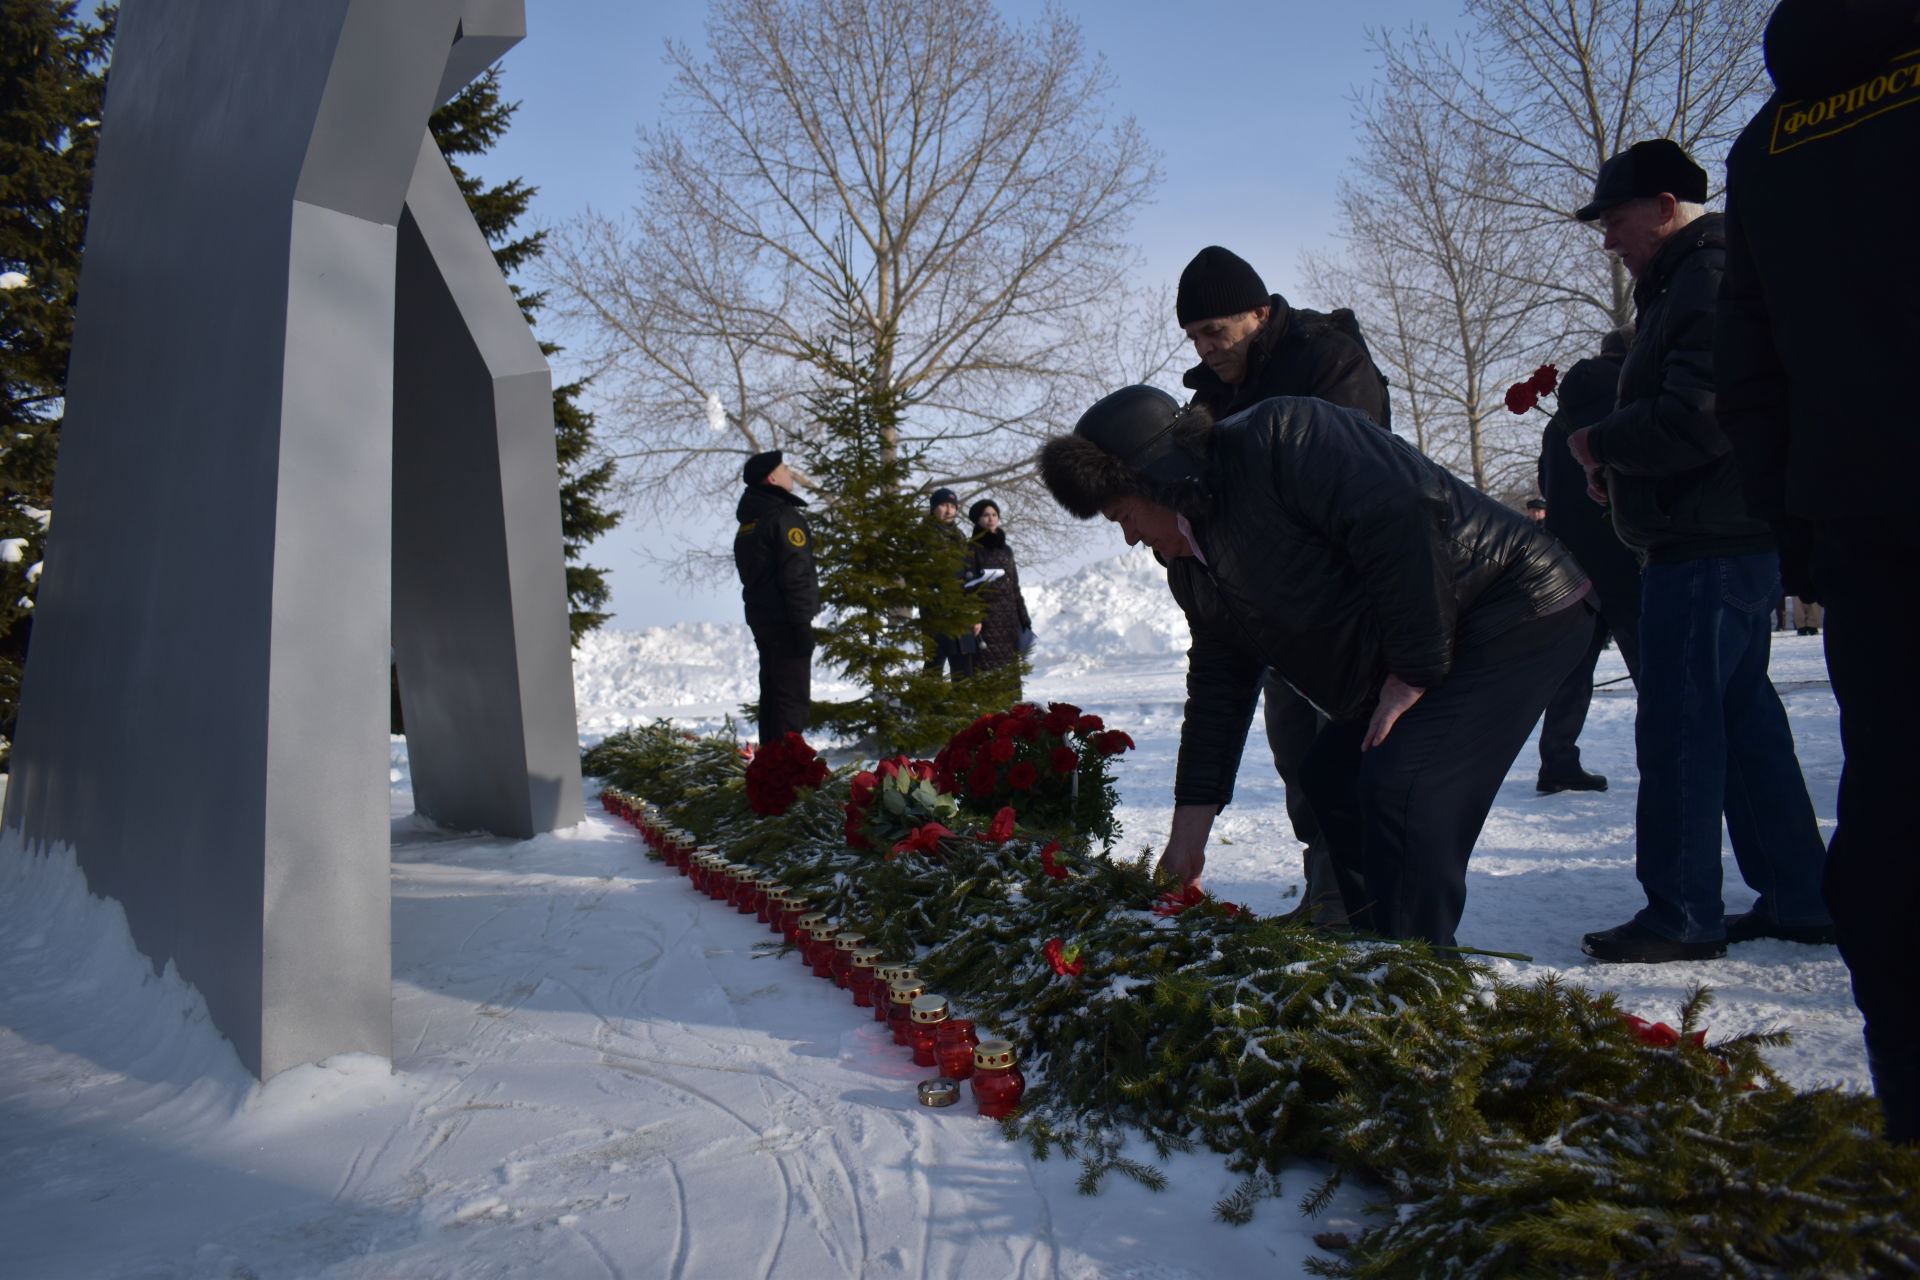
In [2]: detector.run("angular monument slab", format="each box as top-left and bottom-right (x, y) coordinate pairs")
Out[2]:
(2, 0), (582, 1079)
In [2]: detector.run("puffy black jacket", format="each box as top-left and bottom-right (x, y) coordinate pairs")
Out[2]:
(1718, 0), (1919, 540)
(733, 483), (818, 636)
(1585, 213), (1772, 562)
(1182, 293), (1390, 428)
(1165, 399), (1589, 807)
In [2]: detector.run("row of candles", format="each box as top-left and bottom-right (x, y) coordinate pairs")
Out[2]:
(600, 788), (1026, 1117)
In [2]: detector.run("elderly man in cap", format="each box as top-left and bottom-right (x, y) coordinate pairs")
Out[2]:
(1040, 387), (1591, 948)
(1566, 138), (1832, 964)
(733, 449), (819, 745)
(1174, 245), (1392, 926)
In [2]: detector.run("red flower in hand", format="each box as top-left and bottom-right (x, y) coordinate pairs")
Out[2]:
(977, 805), (1018, 845)
(1504, 382), (1538, 415)
(1039, 840), (1068, 880)
(1044, 936), (1084, 977)
(1527, 364), (1560, 396)
(1049, 746), (1080, 775)
(1007, 761), (1039, 790)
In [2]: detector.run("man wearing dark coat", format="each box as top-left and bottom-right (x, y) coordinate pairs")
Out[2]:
(733, 450), (818, 745)
(1532, 329), (1644, 793)
(1174, 246), (1392, 926)
(1716, 0), (1920, 1143)
(1040, 387), (1592, 948)
(1566, 139), (1831, 964)
(921, 487), (980, 681)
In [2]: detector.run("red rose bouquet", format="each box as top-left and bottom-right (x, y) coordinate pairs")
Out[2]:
(932, 701), (1134, 848)
(743, 731), (830, 816)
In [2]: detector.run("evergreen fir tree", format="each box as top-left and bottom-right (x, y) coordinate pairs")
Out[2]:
(428, 68), (619, 644)
(0, 0), (112, 767)
(800, 279), (1018, 753)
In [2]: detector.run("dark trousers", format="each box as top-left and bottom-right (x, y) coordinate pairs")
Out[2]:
(1630, 553), (1829, 942)
(1261, 671), (1342, 921)
(749, 620), (813, 746)
(924, 633), (975, 682)
(1299, 603), (1592, 946)
(1816, 525), (1920, 1140)
(1538, 602), (1642, 779)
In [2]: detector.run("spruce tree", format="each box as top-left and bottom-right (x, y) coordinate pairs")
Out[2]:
(428, 68), (619, 644)
(0, 0), (112, 767)
(800, 284), (1018, 754)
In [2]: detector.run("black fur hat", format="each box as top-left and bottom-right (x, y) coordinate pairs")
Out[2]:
(1039, 386), (1210, 519)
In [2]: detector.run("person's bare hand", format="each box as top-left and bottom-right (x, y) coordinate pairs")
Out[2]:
(1364, 675), (1425, 750)
(1567, 427), (1609, 505)
(1155, 804), (1218, 889)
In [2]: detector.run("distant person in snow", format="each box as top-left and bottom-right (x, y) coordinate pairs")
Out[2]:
(1039, 386), (1591, 948)
(732, 450), (818, 746)
(1173, 245), (1393, 927)
(1716, 0), (1920, 1143)
(965, 499), (1032, 690)
(921, 487), (981, 681)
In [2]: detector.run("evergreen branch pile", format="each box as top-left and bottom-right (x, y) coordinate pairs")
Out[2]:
(583, 722), (1920, 1277)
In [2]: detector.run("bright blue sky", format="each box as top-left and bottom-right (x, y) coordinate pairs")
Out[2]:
(486, 0), (1458, 627)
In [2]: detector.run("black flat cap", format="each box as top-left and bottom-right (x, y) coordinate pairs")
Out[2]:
(743, 449), (783, 485)
(1576, 139), (1708, 221)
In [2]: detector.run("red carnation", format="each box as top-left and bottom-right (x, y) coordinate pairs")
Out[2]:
(1042, 701), (1082, 736)
(988, 737), (1017, 764)
(1043, 936), (1084, 977)
(1504, 382), (1538, 415)
(1527, 364), (1560, 396)
(1050, 745), (1080, 775)
(1009, 702), (1037, 718)
(1013, 717), (1042, 742)
(1095, 730), (1135, 757)
(1153, 884), (1206, 917)
(978, 806), (1018, 845)
(968, 762), (999, 796)
(1039, 840), (1067, 880)
(1073, 713), (1105, 735)
(891, 821), (954, 858)
(1007, 761), (1039, 790)
(849, 770), (879, 809)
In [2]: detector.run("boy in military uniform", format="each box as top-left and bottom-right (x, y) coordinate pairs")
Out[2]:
(733, 450), (819, 744)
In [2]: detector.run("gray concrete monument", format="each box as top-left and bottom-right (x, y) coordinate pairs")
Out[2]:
(2, 0), (583, 1079)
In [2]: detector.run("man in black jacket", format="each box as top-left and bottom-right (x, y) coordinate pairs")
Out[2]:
(733, 450), (819, 745)
(1040, 387), (1592, 947)
(1567, 139), (1832, 965)
(1717, 0), (1920, 1142)
(1174, 246), (1391, 925)
(1533, 330), (1644, 794)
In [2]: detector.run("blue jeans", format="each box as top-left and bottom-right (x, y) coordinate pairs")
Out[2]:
(1632, 552), (1830, 942)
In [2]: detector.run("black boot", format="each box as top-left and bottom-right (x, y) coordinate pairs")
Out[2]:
(1538, 768), (1608, 794)
(1870, 1052), (1920, 1145)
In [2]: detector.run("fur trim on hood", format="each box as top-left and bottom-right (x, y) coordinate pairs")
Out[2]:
(1038, 404), (1216, 519)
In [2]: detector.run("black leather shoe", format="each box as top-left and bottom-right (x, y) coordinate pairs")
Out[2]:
(1582, 919), (1726, 963)
(1724, 911), (1838, 946)
(1538, 770), (1608, 794)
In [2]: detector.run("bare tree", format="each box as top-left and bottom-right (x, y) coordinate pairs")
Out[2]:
(543, 0), (1164, 531)
(1305, 87), (1566, 494)
(1306, 0), (1770, 500)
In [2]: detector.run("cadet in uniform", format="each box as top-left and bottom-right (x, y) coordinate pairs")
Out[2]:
(733, 450), (819, 745)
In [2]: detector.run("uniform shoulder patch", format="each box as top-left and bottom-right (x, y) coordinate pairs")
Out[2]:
(787, 527), (807, 547)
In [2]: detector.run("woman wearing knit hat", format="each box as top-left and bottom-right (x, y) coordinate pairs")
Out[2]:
(965, 499), (1033, 689)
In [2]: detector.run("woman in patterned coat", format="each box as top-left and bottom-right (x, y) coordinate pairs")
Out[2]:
(966, 499), (1032, 680)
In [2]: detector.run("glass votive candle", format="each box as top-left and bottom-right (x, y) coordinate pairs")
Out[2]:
(829, 932), (867, 988)
(806, 920), (841, 978)
(764, 890), (792, 934)
(935, 1019), (979, 1079)
(732, 869), (762, 912)
(758, 883), (788, 926)
(887, 978), (925, 1045)
(786, 906), (820, 951)
(970, 1040), (1026, 1119)
(849, 948), (886, 1008)
(687, 852), (710, 893)
(908, 994), (950, 1067)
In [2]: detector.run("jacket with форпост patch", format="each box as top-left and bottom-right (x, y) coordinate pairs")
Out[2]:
(1045, 398), (1588, 809)
(733, 482), (819, 640)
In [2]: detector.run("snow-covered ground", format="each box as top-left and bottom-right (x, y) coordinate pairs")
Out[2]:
(2, 551), (1858, 1278)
